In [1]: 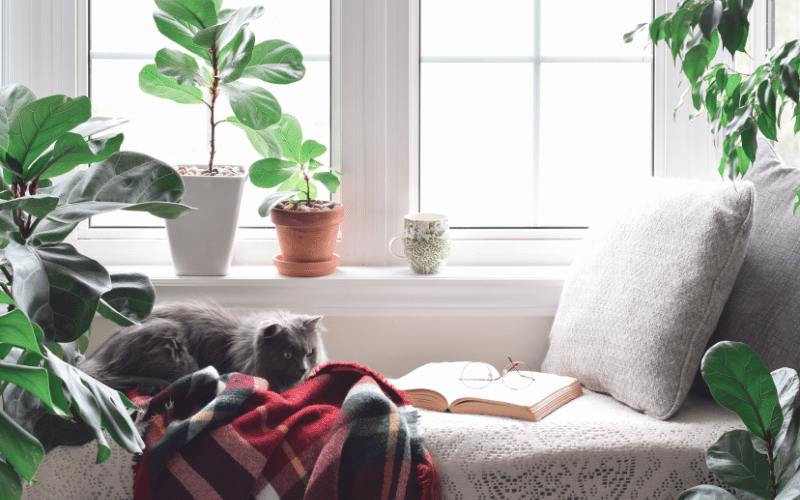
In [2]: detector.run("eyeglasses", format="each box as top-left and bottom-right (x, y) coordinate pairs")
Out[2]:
(459, 357), (535, 390)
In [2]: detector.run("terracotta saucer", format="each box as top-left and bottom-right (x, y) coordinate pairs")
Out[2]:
(273, 254), (340, 277)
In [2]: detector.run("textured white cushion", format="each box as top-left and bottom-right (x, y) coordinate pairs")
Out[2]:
(542, 178), (754, 419)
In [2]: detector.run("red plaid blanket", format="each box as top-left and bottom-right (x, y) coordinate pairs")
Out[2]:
(129, 363), (440, 500)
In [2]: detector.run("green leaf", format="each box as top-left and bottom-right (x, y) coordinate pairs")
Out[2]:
(0, 309), (42, 356)
(248, 158), (299, 188)
(772, 367), (799, 451)
(34, 132), (124, 181)
(757, 113), (779, 141)
(154, 0), (217, 30)
(312, 171), (340, 194)
(719, 12), (745, 57)
(39, 151), (194, 225)
(0, 408), (44, 482)
(96, 272), (156, 327)
(0, 194), (59, 219)
(242, 40), (306, 85)
(69, 117), (128, 138)
(649, 14), (669, 44)
(677, 485), (740, 499)
(0, 459), (23, 500)
(257, 190), (301, 217)
(45, 351), (144, 462)
(267, 114), (303, 161)
(300, 140), (326, 164)
(700, 1), (723, 40)
(775, 468), (800, 500)
(702, 342), (783, 453)
(155, 48), (205, 86)
(220, 81), (281, 130)
(7, 95), (91, 173)
(0, 361), (63, 417)
(775, 410), (800, 490)
(153, 11), (210, 61)
(227, 116), (282, 158)
(706, 429), (771, 498)
(670, 8), (691, 62)
(741, 120), (757, 163)
(219, 28), (255, 83)
(211, 6), (263, 52)
(4, 240), (111, 343)
(622, 23), (647, 44)
(139, 64), (206, 105)
(758, 80), (777, 121)
(683, 45), (709, 85)
(0, 84), (37, 152)
(297, 180), (317, 201)
(782, 65), (800, 103)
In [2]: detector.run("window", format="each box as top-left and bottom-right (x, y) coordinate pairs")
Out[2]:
(419, 1), (653, 229)
(773, 0), (800, 167)
(5, 0), (704, 267)
(87, 0), (331, 230)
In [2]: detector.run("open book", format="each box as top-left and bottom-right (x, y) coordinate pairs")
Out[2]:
(393, 362), (582, 422)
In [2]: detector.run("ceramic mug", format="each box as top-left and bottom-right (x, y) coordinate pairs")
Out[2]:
(389, 213), (451, 274)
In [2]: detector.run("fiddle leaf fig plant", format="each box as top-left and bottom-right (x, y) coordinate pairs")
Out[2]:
(247, 114), (341, 216)
(139, 0), (306, 171)
(0, 83), (194, 499)
(625, 0), (800, 208)
(677, 341), (800, 500)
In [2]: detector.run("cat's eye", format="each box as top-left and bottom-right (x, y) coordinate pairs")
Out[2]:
(307, 349), (315, 357)
(284, 351), (292, 360)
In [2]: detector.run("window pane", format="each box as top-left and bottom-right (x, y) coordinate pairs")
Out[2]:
(89, 0), (330, 229)
(774, 0), (800, 168)
(420, 0), (653, 229)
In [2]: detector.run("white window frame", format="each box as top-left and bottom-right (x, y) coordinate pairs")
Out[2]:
(2, 0), (731, 270)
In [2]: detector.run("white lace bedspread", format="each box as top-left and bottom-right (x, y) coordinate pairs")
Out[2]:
(416, 389), (744, 500)
(22, 390), (742, 500)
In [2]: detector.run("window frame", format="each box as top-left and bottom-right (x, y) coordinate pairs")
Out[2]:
(2, 0), (726, 268)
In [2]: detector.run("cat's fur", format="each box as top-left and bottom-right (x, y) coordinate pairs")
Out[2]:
(78, 302), (328, 395)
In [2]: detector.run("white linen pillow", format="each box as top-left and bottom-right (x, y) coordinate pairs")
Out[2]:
(541, 177), (754, 419)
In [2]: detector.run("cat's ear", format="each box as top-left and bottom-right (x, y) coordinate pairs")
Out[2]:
(303, 316), (322, 331)
(261, 324), (281, 338)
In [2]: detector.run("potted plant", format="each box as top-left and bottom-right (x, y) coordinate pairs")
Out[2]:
(247, 114), (342, 277)
(624, 0), (800, 198)
(0, 83), (193, 499)
(138, 0), (306, 275)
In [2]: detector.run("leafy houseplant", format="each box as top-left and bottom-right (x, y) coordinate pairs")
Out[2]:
(0, 83), (193, 499)
(247, 114), (343, 277)
(678, 341), (800, 499)
(138, 0), (306, 275)
(625, 0), (800, 205)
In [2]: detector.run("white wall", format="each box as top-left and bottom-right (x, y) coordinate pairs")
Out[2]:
(87, 314), (555, 379)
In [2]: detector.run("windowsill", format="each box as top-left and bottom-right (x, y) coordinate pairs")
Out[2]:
(106, 265), (569, 317)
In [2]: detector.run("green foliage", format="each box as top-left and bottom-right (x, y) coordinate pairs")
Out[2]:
(682, 341), (800, 499)
(625, 0), (800, 205)
(245, 113), (341, 216)
(0, 83), (193, 499)
(139, 0), (305, 169)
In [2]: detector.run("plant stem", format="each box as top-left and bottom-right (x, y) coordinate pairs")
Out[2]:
(304, 168), (312, 207)
(767, 430), (777, 499)
(208, 45), (221, 171)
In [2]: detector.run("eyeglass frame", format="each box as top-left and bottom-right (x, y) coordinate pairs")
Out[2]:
(458, 356), (536, 390)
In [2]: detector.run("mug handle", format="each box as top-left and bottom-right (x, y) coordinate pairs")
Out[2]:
(389, 237), (406, 258)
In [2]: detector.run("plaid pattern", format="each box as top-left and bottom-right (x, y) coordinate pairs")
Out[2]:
(131, 363), (440, 500)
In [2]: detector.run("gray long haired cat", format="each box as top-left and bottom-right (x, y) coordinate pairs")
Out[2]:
(78, 302), (328, 395)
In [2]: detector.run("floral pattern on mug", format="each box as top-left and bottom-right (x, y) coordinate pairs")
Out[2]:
(404, 218), (450, 274)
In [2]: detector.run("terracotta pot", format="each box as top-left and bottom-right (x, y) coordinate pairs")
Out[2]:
(166, 166), (247, 276)
(271, 203), (344, 276)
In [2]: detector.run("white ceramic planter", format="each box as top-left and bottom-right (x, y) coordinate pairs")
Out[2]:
(166, 168), (247, 276)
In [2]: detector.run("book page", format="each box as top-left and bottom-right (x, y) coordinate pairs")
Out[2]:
(394, 361), (578, 408)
